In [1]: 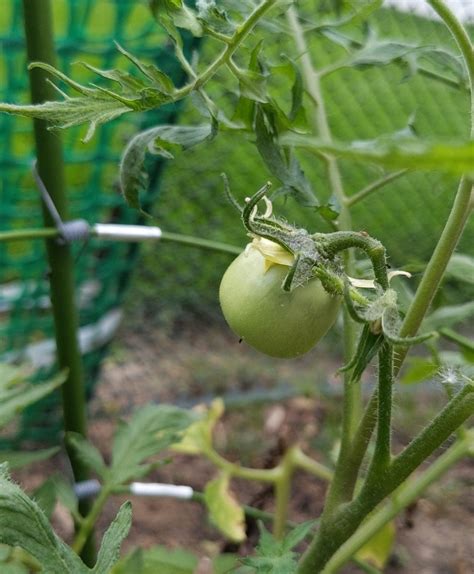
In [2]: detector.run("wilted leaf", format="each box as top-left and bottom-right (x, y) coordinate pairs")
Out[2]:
(120, 122), (216, 212)
(173, 398), (224, 455)
(204, 473), (246, 542)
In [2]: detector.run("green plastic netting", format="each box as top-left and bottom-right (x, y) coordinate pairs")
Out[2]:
(0, 0), (197, 444)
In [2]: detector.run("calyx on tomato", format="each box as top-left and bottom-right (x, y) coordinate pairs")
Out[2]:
(219, 241), (341, 358)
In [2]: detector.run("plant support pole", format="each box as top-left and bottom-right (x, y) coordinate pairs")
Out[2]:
(22, 0), (94, 564)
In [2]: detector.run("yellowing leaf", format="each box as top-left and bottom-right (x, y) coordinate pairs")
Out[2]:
(172, 399), (224, 455)
(356, 520), (396, 568)
(204, 473), (246, 543)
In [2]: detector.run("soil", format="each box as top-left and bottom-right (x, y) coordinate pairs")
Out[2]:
(12, 322), (474, 573)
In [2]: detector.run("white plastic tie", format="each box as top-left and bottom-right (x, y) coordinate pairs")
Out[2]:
(93, 224), (162, 242)
(129, 482), (194, 499)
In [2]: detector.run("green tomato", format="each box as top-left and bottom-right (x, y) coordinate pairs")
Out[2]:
(219, 247), (341, 358)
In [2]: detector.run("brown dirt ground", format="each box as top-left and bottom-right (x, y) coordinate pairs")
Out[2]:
(13, 322), (474, 573)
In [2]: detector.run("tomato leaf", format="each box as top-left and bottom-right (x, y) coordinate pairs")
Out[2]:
(422, 301), (474, 332)
(0, 49), (176, 143)
(173, 398), (224, 455)
(93, 502), (132, 574)
(204, 473), (246, 542)
(67, 433), (108, 479)
(445, 254), (474, 285)
(0, 447), (59, 470)
(255, 105), (318, 207)
(401, 357), (439, 385)
(0, 367), (64, 429)
(109, 404), (197, 486)
(240, 521), (315, 574)
(281, 133), (474, 175)
(0, 466), (88, 574)
(120, 122), (216, 213)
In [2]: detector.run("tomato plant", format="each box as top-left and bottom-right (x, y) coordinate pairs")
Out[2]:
(0, 1), (473, 573)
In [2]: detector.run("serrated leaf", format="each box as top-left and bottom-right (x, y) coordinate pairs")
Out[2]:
(204, 473), (246, 542)
(114, 42), (174, 94)
(240, 520), (315, 573)
(120, 123), (216, 212)
(109, 404), (196, 486)
(0, 447), (59, 470)
(0, 48), (175, 142)
(281, 133), (474, 175)
(67, 433), (108, 479)
(0, 466), (88, 574)
(356, 520), (396, 568)
(93, 502), (132, 574)
(173, 398), (224, 455)
(281, 520), (316, 553)
(0, 370), (64, 429)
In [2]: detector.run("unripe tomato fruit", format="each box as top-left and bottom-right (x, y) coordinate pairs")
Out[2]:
(219, 246), (341, 358)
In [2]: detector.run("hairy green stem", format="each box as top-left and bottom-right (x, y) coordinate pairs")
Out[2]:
(174, 0), (277, 98)
(321, 231), (389, 290)
(345, 170), (409, 208)
(297, 385), (474, 573)
(323, 430), (474, 573)
(286, 9), (362, 513)
(367, 344), (394, 478)
(72, 486), (111, 555)
(291, 448), (333, 482)
(203, 447), (282, 483)
(428, 1), (474, 130)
